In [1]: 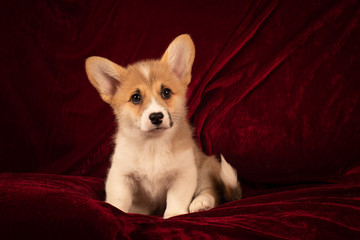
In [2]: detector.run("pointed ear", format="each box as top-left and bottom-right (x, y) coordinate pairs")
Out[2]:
(85, 56), (125, 103)
(161, 34), (195, 85)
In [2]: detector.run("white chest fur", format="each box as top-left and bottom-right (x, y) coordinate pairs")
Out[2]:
(108, 132), (196, 208)
(131, 139), (176, 200)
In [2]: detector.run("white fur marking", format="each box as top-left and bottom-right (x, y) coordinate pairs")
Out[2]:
(220, 155), (238, 188)
(139, 64), (150, 80)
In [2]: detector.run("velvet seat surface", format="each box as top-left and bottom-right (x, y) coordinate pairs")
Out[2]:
(1, 0), (359, 239)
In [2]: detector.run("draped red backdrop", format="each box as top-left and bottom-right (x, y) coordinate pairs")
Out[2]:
(1, 0), (359, 239)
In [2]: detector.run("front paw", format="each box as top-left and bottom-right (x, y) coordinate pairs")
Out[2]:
(189, 194), (215, 213)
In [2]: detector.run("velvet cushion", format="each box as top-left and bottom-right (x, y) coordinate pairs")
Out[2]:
(1, 173), (360, 239)
(0, 173), (130, 239)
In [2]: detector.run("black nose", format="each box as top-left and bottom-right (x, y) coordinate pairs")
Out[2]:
(149, 112), (164, 125)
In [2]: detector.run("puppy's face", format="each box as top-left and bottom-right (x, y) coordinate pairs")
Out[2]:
(85, 34), (195, 137)
(112, 61), (187, 135)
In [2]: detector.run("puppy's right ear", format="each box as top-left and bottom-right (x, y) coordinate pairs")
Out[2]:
(85, 56), (125, 103)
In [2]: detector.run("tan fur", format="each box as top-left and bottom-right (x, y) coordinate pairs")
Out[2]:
(85, 34), (241, 218)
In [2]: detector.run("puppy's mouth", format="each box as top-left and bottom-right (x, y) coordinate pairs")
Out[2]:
(149, 126), (167, 132)
(148, 120), (174, 133)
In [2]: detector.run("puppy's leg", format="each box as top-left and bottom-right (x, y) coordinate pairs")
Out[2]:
(189, 189), (217, 213)
(189, 156), (219, 213)
(163, 169), (197, 219)
(105, 167), (133, 213)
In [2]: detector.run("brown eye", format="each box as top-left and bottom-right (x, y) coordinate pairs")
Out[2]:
(130, 93), (142, 105)
(161, 88), (172, 100)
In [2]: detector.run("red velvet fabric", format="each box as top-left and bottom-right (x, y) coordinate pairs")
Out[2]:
(1, 0), (360, 239)
(1, 173), (360, 239)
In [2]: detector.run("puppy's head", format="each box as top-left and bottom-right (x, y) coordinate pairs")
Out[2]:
(85, 34), (195, 137)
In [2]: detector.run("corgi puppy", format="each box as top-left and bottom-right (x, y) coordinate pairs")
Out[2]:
(85, 34), (241, 218)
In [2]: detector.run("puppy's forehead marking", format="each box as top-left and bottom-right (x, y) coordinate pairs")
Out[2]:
(139, 64), (150, 80)
(146, 98), (164, 113)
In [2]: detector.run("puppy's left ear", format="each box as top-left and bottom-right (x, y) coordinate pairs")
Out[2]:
(161, 34), (195, 85)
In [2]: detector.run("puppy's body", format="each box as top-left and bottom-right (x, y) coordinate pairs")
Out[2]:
(86, 35), (241, 218)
